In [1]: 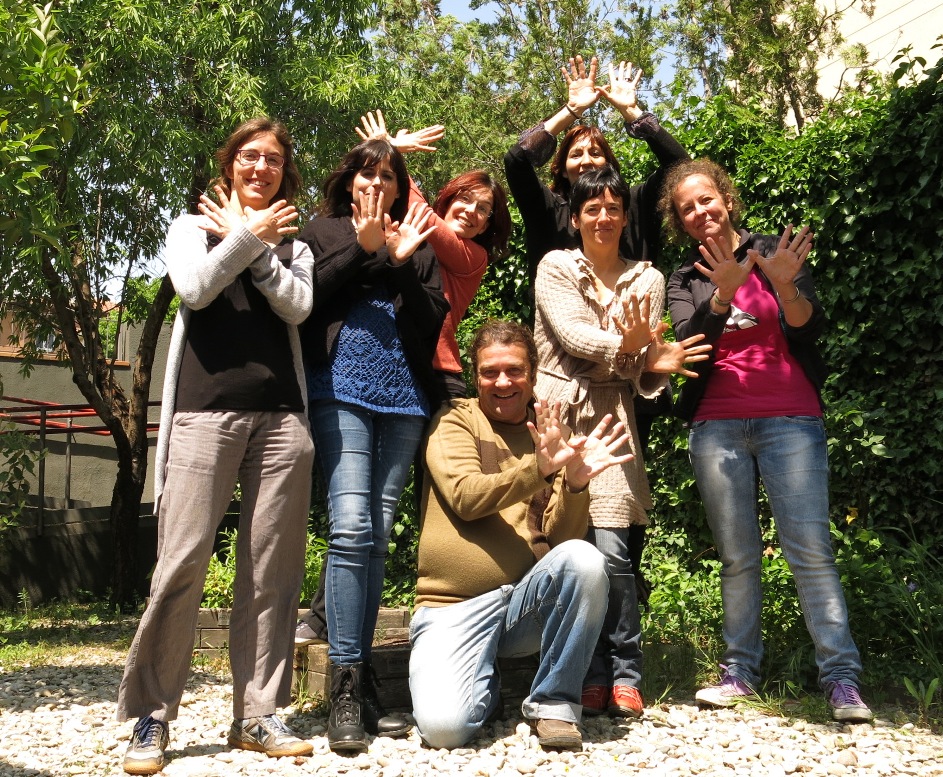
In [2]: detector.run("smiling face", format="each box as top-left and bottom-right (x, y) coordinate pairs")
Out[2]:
(671, 173), (738, 245)
(443, 186), (494, 240)
(347, 157), (400, 214)
(228, 131), (285, 210)
(564, 136), (608, 185)
(475, 343), (535, 425)
(572, 188), (627, 249)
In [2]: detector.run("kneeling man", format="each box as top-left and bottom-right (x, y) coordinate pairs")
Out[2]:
(409, 319), (631, 750)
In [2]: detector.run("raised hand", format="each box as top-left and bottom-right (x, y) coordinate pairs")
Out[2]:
(613, 292), (653, 355)
(748, 224), (813, 289)
(528, 399), (577, 478)
(355, 109), (444, 153)
(695, 236), (755, 301)
(596, 61), (643, 117)
(351, 187), (387, 254)
(385, 201), (437, 264)
(561, 54), (600, 113)
(644, 323), (712, 377)
(564, 414), (633, 491)
(198, 185), (297, 245)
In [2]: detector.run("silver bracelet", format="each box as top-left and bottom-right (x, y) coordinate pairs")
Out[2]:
(779, 286), (801, 303)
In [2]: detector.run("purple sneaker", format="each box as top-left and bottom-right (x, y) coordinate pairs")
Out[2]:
(826, 681), (873, 722)
(695, 668), (755, 708)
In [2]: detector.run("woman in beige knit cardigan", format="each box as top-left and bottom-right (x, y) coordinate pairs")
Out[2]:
(534, 166), (709, 719)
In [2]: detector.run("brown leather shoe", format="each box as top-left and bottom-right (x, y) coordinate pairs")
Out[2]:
(534, 718), (582, 749)
(609, 685), (644, 718)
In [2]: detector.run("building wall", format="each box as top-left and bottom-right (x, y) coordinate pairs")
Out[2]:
(817, 0), (943, 97)
(0, 324), (172, 509)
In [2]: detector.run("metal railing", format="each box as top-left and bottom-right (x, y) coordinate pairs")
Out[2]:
(0, 395), (160, 529)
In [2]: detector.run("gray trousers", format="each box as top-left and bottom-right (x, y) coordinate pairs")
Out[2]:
(117, 410), (314, 722)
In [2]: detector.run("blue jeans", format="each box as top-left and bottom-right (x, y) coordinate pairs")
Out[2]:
(310, 399), (425, 666)
(688, 416), (862, 689)
(408, 540), (609, 749)
(585, 526), (643, 689)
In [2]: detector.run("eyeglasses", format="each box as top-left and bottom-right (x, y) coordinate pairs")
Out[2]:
(455, 193), (493, 220)
(235, 149), (286, 169)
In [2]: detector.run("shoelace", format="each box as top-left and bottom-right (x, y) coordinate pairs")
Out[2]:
(133, 717), (166, 747)
(256, 715), (292, 736)
(831, 683), (864, 706)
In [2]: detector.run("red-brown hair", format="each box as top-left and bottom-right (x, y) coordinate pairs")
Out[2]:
(433, 170), (512, 260)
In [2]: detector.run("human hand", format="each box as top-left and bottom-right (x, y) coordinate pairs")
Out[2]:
(644, 323), (712, 377)
(564, 414), (633, 491)
(695, 236), (755, 301)
(355, 109), (444, 153)
(561, 55), (600, 113)
(613, 292), (653, 355)
(242, 200), (300, 245)
(527, 399), (577, 479)
(595, 61), (643, 118)
(197, 185), (241, 240)
(351, 186), (387, 253)
(385, 201), (437, 264)
(748, 224), (812, 290)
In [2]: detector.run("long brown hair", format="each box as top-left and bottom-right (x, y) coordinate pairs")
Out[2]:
(433, 170), (512, 259)
(212, 117), (301, 204)
(549, 125), (621, 198)
(319, 139), (410, 222)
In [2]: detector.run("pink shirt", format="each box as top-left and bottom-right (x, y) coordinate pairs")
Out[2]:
(409, 179), (488, 374)
(694, 269), (821, 421)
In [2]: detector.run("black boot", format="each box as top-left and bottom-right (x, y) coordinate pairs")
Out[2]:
(328, 663), (368, 753)
(361, 660), (411, 737)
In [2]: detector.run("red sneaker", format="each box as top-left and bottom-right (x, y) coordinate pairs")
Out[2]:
(609, 685), (644, 718)
(580, 685), (609, 716)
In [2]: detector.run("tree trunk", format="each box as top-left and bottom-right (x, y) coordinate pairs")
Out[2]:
(110, 447), (147, 608)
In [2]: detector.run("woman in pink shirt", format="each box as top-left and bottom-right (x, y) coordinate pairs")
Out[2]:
(661, 158), (872, 723)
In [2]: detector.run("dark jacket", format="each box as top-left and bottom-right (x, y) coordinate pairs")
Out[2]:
(503, 112), (689, 284)
(299, 215), (449, 406)
(667, 230), (829, 422)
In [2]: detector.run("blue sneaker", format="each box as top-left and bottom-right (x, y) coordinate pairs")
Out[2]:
(695, 668), (755, 708)
(123, 716), (169, 775)
(826, 681), (873, 722)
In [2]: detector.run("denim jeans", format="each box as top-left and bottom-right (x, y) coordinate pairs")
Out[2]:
(584, 526), (643, 689)
(688, 415), (862, 689)
(408, 540), (609, 749)
(310, 399), (426, 666)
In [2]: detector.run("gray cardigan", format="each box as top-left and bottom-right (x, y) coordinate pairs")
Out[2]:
(154, 213), (314, 510)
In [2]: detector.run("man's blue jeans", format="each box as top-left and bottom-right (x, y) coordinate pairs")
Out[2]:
(688, 415), (862, 688)
(310, 399), (425, 666)
(408, 540), (609, 749)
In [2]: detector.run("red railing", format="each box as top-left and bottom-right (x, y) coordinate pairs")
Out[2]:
(0, 396), (161, 528)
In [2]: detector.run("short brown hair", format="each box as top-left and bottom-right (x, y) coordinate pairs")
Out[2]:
(470, 319), (537, 378)
(658, 158), (743, 243)
(212, 117), (302, 204)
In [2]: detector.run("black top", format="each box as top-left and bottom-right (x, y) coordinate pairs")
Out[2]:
(177, 265), (303, 412)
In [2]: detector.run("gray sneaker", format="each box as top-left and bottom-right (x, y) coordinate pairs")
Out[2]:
(123, 716), (169, 775)
(294, 620), (325, 647)
(695, 670), (756, 708)
(228, 714), (313, 757)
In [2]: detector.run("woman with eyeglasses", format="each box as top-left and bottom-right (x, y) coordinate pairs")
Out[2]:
(354, 110), (513, 400)
(297, 138), (448, 753)
(117, 117), (315, 775)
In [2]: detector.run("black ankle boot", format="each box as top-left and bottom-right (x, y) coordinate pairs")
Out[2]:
(328, 663), (367, 753)
(361, 660), (411, 737)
